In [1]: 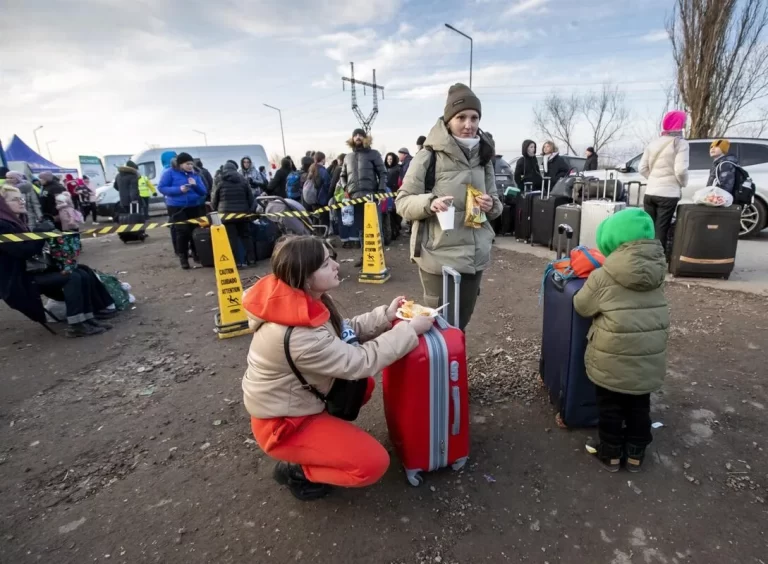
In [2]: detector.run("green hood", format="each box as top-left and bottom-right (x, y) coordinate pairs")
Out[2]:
(602, 239), (667, 292)
(596, 207), (655, 257)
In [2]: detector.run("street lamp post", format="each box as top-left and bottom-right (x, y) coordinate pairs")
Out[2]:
(33, 125), (44, 154)
(193, 129), (208, 146)
(263, 104), (286, 157)
(445, 23), (473, 88)
(46, 140), (57, 161)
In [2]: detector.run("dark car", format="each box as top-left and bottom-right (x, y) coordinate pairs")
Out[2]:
(494, 155), (515, 195)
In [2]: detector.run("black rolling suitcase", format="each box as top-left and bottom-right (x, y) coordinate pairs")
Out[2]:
(118, 202), (147, 243)
(532, 177), (570, 247)
(192, 227), (214, 267)
(669, 204), (740, 279)
(500, 204), (515, 235)
(514, 182), (540, 243)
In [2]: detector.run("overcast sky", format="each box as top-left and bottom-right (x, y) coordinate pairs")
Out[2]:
(1, 0), (675, 168)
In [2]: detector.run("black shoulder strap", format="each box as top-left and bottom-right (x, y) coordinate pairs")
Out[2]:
(284, 327), (326, 402)
(424, 148), (437, 193)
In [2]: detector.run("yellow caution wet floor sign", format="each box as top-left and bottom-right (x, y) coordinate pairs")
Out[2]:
(358, 201), (390, 284)
(210, 213), (253, 339)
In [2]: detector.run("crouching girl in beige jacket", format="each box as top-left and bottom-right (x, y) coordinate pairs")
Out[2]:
(242, 236), (433, 500)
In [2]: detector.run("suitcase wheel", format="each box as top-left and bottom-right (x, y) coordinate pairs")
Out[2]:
(555, 413), (568, 429)
(405, 469), (423, 487)
(451, 457), (468, 472)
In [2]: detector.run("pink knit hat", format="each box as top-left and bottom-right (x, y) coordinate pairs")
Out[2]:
(662, 110), (687, 133)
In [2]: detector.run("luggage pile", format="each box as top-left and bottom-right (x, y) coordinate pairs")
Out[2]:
(514, 171), (625, 249)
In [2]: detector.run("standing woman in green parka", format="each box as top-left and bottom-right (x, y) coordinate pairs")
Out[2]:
(396, 83), (503, 331)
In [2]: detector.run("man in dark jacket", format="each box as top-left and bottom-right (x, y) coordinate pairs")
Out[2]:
(397, 148), (412, 186)
(585, 147), (598, 171)
(340, 128), (387, 266)
(194, 158), (214, 200)
(113, 160), (140, 212)
(267, 157), (293, 199)
(707, 139), (739, 194)
(37, 171), (66, 223)
(212, 162), (255, 266)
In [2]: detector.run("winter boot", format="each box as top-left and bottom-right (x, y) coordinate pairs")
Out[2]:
(65, 322), (106, 338)
(625, 444), (646, 473)
(273, 461), (331, 501)
(179, 254), (191, 270)
(585, 437), (621, 473)
(86, 319), (112, 331)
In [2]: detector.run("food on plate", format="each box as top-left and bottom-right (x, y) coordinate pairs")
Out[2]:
(398, 300), (434, 319)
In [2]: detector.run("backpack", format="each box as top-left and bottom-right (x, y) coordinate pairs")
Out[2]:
(413, 149), (438, 258)
(732, 164), (756, 206)
(302, 177), (318, 206)
(286, 171), (302, 200)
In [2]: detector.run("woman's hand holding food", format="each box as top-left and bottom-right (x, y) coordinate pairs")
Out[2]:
(477, 193), (493, 212)
(430, 196), (454, 213)
(409, 315), (434, 335)
(386, 295), (406, 322)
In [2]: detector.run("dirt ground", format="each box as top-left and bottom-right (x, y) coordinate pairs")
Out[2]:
(1, 227), (767, 564)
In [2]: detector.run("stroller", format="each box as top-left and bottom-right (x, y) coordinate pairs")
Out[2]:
(254, 196), (328, 238)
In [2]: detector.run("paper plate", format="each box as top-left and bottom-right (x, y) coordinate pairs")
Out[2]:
(396, 307), (439, 321)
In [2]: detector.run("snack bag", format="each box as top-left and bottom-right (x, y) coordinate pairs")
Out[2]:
(464, 185), (487, 228)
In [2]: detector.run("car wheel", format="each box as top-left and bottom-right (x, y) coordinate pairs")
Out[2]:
(739, 198), (766, 238)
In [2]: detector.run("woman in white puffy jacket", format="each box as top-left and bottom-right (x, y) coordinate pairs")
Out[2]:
(638, 110), (690, 255)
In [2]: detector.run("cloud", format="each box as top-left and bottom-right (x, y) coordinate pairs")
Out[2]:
(215, 0), (402, 37)
(390, 63), (530, 100)
(641, 30), (669, 43)
(504, 0), (549, 17)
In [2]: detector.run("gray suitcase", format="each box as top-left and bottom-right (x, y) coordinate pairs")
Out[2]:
(580, 170), (626, 249)
(552, 203), (581, 249)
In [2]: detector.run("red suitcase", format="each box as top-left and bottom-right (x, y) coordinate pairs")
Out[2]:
(383, 266), (470, 486)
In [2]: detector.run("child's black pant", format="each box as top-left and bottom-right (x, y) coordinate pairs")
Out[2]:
(595, 385), (652, 449)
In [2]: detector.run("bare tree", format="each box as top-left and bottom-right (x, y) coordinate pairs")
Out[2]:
(731, 106), (768, 137)
(668, 0), (768, 138)
(533, 93), (580, 154)
(582, 84), (631, 152)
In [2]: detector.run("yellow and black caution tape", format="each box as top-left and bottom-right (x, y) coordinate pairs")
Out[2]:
(0, 194), (395, 244)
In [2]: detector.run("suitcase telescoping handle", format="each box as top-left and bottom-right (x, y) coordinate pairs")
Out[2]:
(441, 265), (462, 328)
(556, 223), (574, 259)
(602, 170), (619, 202)
(130, 201), (140, 215)
(524, 181), (533, 194)
(543, 176), (551, 200)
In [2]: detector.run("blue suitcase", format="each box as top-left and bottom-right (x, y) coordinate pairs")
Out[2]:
(539, 226), (598, 428)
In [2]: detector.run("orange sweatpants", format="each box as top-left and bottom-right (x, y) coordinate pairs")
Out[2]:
(250, 378), (389, 488)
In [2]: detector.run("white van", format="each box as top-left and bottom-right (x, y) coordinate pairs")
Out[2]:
(103, 155), (133, 182)
(95, 144), (270, 220)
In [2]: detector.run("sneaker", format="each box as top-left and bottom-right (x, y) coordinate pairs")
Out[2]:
(272, 462), (331, 501)
(65, 322), (106, 338)
(625, 444), (646, 473)
(86, 319), (112, 331)
(585, 437), (621, 473)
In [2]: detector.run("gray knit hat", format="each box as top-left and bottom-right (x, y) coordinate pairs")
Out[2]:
(443, 83), (481, 123)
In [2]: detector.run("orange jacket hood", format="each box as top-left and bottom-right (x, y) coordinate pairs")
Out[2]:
(243, 274), (330, 329)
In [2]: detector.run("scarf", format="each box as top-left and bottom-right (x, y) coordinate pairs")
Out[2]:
(0, 196), (27, 232)
(453, 136), (480, 151)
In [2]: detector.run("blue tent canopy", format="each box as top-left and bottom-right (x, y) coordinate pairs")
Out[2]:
(5, 135), (78, 174)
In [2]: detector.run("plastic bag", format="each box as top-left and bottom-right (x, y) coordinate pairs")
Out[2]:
(341, 205), (355, 226)
(43, 298), (67, 323)
(693, 186), (733, 207)
(464, 185), (487, 228)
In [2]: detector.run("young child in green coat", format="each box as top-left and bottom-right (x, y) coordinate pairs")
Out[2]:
(574, 208), (669, 472)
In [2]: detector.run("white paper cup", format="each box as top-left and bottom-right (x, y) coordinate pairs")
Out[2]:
(437, 206), (455, 231)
